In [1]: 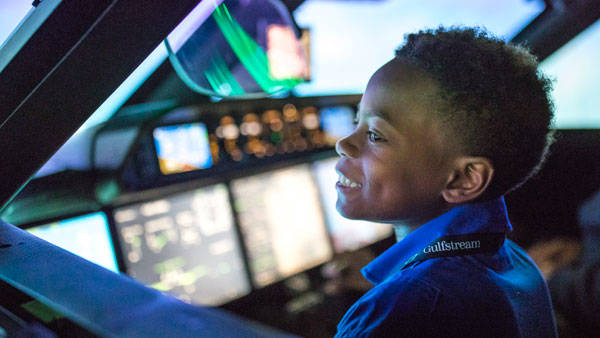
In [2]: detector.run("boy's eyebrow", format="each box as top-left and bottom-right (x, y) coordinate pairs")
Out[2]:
(356, 109), (390, 121)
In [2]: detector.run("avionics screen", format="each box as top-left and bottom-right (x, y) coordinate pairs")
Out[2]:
(231, 165), (333, 287)
(153, 122), (213, 175)
(113, 184), (250, 305)
(320, 106), (355, 146)
(312, 158), (393, 252)
(27, 212), (119, 272)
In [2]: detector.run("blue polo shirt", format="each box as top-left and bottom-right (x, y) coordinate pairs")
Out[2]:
(335, 197), (557, 337)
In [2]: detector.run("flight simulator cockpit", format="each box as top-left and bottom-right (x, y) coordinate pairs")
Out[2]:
(1, 0), (600, 336)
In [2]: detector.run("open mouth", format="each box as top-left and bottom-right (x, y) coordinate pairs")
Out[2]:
(337, 173), (362, 188)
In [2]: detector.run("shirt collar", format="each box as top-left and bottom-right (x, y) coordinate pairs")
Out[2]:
(362, 196), (512, 285)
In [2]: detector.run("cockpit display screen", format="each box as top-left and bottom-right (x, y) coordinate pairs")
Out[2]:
(113, 183), (250, 305)
(153, 122), (213, 175)
(311, 157), (393, 253)
(231, 165), (333, 287)
(27, 212), (120, 273)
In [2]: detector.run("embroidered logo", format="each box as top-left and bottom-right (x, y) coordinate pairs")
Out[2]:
(423, 240), (481, 254)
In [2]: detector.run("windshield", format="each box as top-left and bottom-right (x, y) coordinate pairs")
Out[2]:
(293, 0), (545, 96)
(0, 2), (33, 46)
(540, 19), (600, 128)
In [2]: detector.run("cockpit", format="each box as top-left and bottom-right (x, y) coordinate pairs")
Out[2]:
(1, 0), (599, 336)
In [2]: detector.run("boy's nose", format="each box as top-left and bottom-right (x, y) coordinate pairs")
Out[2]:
(336, 134), (360, 158)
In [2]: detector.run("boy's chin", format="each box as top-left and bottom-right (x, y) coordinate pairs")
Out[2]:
(336, 202), (360, 220)
(338, 212), (362, 220)
(336, 202), (400, 223)
(336, 202), (374, 221)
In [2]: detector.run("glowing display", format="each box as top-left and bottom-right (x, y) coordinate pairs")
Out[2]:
(231, 165), (333, 287)
(212, 5), (304, 94)
(153, 123), (213, 175)
(113, 184), (250, 305)
(267, 24), (309, 80)
(320, 106), (356, 146)
(166, 0), (305, 98)
(539, 19), (600, 128)
(28, 212), (119, 273)
(312, 158), (394, 252)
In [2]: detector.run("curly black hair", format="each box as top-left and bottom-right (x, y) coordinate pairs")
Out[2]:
(394, 26), (555, 199)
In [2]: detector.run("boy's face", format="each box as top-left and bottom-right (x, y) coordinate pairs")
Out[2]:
(335, 59), (459, 227)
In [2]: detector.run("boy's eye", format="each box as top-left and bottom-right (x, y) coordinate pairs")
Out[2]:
(366, 130), (385, 142)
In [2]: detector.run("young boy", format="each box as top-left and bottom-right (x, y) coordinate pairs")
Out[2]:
(334, 27), (557, 337)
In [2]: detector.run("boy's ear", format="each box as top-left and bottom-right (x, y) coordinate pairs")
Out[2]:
(441, 157), (494, 204)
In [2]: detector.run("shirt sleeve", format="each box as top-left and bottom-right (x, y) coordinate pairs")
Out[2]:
(335, 277), (440, 338)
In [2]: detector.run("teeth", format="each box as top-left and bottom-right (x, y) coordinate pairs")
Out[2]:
(338, 173), (361, 188)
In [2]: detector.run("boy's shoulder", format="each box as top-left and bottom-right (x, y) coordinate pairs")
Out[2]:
(335, 274), (440, 337)
(336, 263), (510, 338)
(336, 244), (551, 337)
(397, 239), (545, 296)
